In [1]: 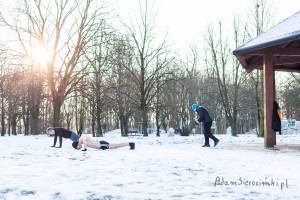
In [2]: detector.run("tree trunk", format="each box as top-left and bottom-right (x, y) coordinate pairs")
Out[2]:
(231, 119), (237, 136)
(142, 109), (148, 137)
(23, 113), (30, 135)
(119, 114), (125, 136)
(1, 98), (5, 136)
(124, 116), (129, 136)
(77, 103), (85, 136)
(121, 113), (131, 136)
(256, 71), (264, 137)
(90, 100), (96, 137)
(91, 114), (96, 137)
(95, 103), (103, 137)
(155, 113), (160, 137)
(11, 114), (17, 135)
(30, 96), (41, 135)
(96, 116), (102, 137)
(52, 95), (64, 127)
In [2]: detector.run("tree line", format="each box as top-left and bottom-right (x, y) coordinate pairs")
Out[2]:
(0, 0), (299, 137)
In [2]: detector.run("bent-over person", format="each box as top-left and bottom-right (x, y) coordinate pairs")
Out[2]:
(47, 127), (80, 148)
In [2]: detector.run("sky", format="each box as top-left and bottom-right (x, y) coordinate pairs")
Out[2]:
(0, 1), (299, 86)
(1, 126), (300, 199)
(1, 0), (300, 52)
(114, 0), (300, 53)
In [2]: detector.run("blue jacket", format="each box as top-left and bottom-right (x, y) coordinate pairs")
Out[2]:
(196, 107), (212, 123)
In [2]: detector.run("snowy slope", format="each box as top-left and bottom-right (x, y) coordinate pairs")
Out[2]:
(0, 130), (300, 200)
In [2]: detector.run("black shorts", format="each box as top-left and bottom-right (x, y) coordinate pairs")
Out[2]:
(99, 141), (109, 150)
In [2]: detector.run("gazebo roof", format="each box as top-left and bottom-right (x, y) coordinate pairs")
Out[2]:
(233, 11), (300, 73)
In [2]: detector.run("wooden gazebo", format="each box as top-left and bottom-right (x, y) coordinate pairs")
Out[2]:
(233, 11), (300, 148)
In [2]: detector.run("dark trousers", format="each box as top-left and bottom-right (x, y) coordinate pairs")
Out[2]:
(203, 121), (218, 145)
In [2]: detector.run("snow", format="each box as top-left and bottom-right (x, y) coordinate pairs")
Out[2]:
(167, 128), (175, 137)
(1, 130), (300, 200)
(281, 120), (300, 135)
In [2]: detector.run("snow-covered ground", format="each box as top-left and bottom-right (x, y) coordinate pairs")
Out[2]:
(1, 130), (300, 200)
(281, 120), (300, 135)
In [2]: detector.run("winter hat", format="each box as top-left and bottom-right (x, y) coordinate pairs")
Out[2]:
(46, 127), (54, 132)
(191, 104), (199, 110)
(72, 142), (79, 149)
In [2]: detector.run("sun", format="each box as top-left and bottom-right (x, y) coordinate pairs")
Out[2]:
(30, 44), (51, 66)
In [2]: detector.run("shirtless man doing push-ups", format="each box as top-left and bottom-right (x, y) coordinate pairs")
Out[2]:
(72, 135), (135, 151)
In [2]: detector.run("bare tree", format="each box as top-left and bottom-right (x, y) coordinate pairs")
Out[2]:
(61, 97), (75, 130)
(246, 0), (275, 137)
(281, 74), (300, 119)
(85, 28), (114, 137)
(110, 36), (135, 136)
(6, 69), (24, 135)
(123, 0), (172, 136)
(74, 90), (87, 136)
(169, 51), (200, 136)
(204, 18), (247, 136)
(0, 0), (109, 127)
(24, 58), (44, 135)
(0, 43), (9, 136)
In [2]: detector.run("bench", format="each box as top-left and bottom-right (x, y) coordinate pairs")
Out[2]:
(127, 130), (143, 138)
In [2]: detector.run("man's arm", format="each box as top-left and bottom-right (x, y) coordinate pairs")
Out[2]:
(57, 134), (62, 148)
(51, 135), (57, 147)
(77, 136), (87, 151)
(77, 137), (83, 149)
(81, 136), (87, 150)
(197, 109), (204, 123)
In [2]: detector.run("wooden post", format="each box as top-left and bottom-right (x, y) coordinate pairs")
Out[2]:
(263, 54), (275, 148)
(273, 69), (277, 145)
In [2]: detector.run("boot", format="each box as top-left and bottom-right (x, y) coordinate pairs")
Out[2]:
(214, 139), (219, 147)
(129, 142), (135, 150)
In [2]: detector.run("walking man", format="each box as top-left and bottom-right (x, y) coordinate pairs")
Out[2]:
(192, 104), (219, 147)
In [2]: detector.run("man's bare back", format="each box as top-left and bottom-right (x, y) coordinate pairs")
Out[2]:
(82, 136), (101, 149)
(72, 135), (135, 151)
